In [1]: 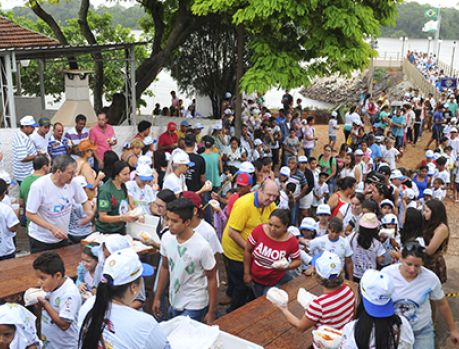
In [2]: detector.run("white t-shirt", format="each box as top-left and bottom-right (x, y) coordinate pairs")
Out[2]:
(194, 219), (223, 255)
(312, 182), (329, 206)
(0, 303), (41, 349)
(431, 169), (450, 185)
(41, 277), (81, 349)
(382, 147), (400, 170)
(162, 173), (187, 195)
(160, 231), (216, 310)
(27, 174), (88, 243)
(348, 232), (386, 279)
(0, 202), (19, 256)
(328, 119), (338, 136)
(303, 126), (315, 149)
(309, 235), (353, 266)
(340, 315), (414, 349)
(78, 297), (168, 349)
(382, 264), (444, 332)
(126, 180), (157, 215)
(30, 131), (50, 153)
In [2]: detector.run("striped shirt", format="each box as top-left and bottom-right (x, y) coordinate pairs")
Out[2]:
(47, 136), (69, 159)
(305, 283), (355, 349)
(64, 127), (89, 146)
(12, 130), (37, 182)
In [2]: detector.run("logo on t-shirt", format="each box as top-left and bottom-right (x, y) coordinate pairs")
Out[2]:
(100, 200), (109, 208)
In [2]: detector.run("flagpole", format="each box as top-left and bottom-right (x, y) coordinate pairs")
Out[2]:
(434, 6), (441, 61)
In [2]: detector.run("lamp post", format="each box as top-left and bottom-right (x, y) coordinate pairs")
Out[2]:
(369, 39), (378, 95)
(451, 41), (457, 76)
(427, 36), (433, 56)
(437, 39), (443, 62)
(400, 36), (408, 60)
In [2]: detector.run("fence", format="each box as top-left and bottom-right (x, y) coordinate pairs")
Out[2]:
(402, 59), (441, 99)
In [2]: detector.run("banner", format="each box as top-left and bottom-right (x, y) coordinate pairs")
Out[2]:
(422, 20), (438, 32)
(439, 78), (457, 91)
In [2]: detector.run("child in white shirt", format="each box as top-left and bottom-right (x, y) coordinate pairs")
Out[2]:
(0, 179), (19, 260)
(432, 177), (446, 200)
(328, 112), (339, 149)
(312, 172), (330, 208)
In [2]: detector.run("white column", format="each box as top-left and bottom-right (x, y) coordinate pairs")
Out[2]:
(4, 54), (17, 128)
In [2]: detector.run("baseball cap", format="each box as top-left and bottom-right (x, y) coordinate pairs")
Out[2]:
(103, 248), (154, 286)
(279, 166), (291, 177)
(380, 199), (395, 208)
(74, 175), (94, 189)
(381, 213), (398, 225)
(38, 117), (51, 127)
(0, 171), (15, 185)
(390, 170), (405, 180)
(425, 150), (434, 158)
(137, 155), (153, 167)
(104, 234), (131, 254)
(182, 191), (202, 208)
(193, 122), (204, 130)
(20, 115), (38, 127)
(143, 136), (154, 146)
(298, 155), (308, 163)
(366, 171), (386, 184)
(213, 123), (223, 131)
(238, 161), (255, 174)
(377, 165), (391, 176)
(288, 226), (301, 237)
(355, 149), (364, 156)
(136, 164), (154, 182)
(316, 204), (331, 216)
(359, 213), (380, 229)
(254, 139), (263, 146)
(300, 217), (317, 232)
(313, 251), (342, 279)
(78, 139), (97, 152)
(167, 122), (177, 132)
(374, 135), (385, 143)
(236, 172), (252, 186)
(360, 269), (394, 318)
(331, 111), (338, 117)
(180, 120), (190, 127)
(423, 188), (433, 196)
(172, 151), (195, 167)
(451, 127), (458, 133)
(404, 188), (415, 200)
(224, 108), (233, 115)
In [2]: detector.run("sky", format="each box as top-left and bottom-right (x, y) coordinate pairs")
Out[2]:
(0, 0), (455, 9)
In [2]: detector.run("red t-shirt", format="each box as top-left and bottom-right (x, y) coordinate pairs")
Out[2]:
(158, 131), (178, 151)
(248, 224), (300, 286)
(226, 193), (240, 216)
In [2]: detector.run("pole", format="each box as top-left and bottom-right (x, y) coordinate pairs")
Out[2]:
(434, 6), (441, 58)
(235, 24), (245, 138)
(129, 46), (137, 126)
(38, 59), (46, 112)
(437, 40), (442, 62)
(427, 36), (432, 56)
(451, 42), (456, 76)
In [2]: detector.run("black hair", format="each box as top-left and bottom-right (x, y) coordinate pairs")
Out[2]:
(102, 151), (120, 181)
(167, 198), (195, 221)
(400, 207), (423, 245)
(262, 157), (273, 166)
(357, 226), (380, 250)
(418, 165), (428, 172)
(0, 179), (7, 196)
(156, 189), (177, 204)
(270, 209), (290, 226)
(286, 182), (297, 194)
(96, 107), (110, 116)
(75, 114), (87, 123)
(337, 176), (356, 191)
(309, 156), (317, 162)
(401, 240), (426, 260)
(306, 115), (314, 123)
(436, 156), (447, 166)
(79, 275), (141, 349)
(352, 192), (365, 203)
(137, 120), (152, 133)
(423, 199), (448, 246)
(33, 155), (49, 170)
(33, 252), (65, 276)
(362, 199), (379, 214)
(82, 244), (99, 262)
(229, 136), (240, 146)
(329, 217), (343, 232)
(111, 160), (129, 198)
(254, 159), (264, 172)
(185, 134), (197, 147)
(354, 301), (402, 349)
(202, 135), (214, 149)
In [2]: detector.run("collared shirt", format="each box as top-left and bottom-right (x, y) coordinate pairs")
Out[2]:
(30, 130), (50, 153)
(12, 130), (37, 182)
(89, 124), (115, 161)
(64, 127), (89, 146)
(47, 136), (69, 159)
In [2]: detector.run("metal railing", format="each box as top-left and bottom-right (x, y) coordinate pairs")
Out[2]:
(402, 59), (441, 99)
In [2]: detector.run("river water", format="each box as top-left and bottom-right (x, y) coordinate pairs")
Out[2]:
(45, 37), (459, 114)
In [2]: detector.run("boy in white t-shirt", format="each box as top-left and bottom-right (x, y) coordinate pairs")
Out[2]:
(312, 172), (330, 208)
(328, 111), (339, 150)
(33, 252), (81, 349)
(0, 179), (19, 260)
(381, 137), (400, 170)
(153, 198), (217, 324)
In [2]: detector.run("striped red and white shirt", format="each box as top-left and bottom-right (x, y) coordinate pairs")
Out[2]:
(305, 284), (355, 348)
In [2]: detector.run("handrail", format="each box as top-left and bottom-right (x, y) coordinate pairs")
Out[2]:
(402, 59), (441, 99)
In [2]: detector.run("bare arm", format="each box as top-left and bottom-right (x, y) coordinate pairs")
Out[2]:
(345, 257), (354, 280)
(38, 298), (71, 331)
(243, 242), (255, 284)
(278, 306), (316, 332)
(204, 266), (218, 324)
(152, 256), (169, 317)
(425, 225), (449, 256)
(435, 297), (459, 344)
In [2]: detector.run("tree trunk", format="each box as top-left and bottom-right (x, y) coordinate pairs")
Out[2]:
(78, 0), (104, 111)
(235, 24), (245, 138)
(210, 95), (220, 118)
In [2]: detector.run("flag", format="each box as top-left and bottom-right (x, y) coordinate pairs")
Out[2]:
(422, 20), (438, 32)
(424, 8), (439, 19)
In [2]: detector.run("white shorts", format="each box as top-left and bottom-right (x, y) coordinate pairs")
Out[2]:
(299, 191), (313, 209)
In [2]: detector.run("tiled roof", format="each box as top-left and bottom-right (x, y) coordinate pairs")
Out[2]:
(0, 16), (58, 49)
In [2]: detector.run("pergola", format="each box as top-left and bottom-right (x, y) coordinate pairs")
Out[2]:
(0, 16), (147, 127)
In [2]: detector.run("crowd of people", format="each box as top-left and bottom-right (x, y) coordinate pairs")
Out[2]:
(0, 81), (458, 349)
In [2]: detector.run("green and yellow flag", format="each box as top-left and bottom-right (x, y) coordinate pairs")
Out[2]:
(424, 8), (439, 19)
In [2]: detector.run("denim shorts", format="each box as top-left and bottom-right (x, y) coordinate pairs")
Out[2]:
(413, 322), (435, 349)
(168, 306), (208, 323)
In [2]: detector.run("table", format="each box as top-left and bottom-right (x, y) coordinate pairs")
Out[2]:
(214, 275), (358, 349)
(0, 244), (82, 299)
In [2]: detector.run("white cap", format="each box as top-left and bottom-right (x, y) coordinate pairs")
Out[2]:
(451, 127), (458, 133)
(279, 166), (291, 177)
(238, 161), (255, 174)
(360, 269), (394, 317)
(102, 248), (154, 286)
(316, 204), (331, 216)
(20, 115), (38, 127)
(0, 171), (13, 185)
(137, 155), (153, 167)
(313, 251), (342, 279)
(0, 303), (38, 345)
(425, 150), (434, 158)
(254, 139), (263, 146)
(287, 226), (301, 237)
(136, 164), (154, 181)
(423, 188), (433, 196)
(143, 136), (154, 146)
(355, 149), (364, 156)
(381, 213), (398, 225)
(103, 234), (131, 254)
(213, 123), (223, 131)
(331, 111), (338, 117)
(300, 217), (317, 231)
(224, 108), (233, 115)
(298, 155), (308, 163)
(433, 153), (441, 160)
(380, 199), (395, 208)
(390, 170), (405, 180)
(375, 135), (385, 143)
(404, 188), (415, 200)
(193, 122), (204, 130)
(172, 150), (195, 167)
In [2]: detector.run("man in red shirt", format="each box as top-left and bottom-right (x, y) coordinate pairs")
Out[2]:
(226, 172), (252, 216)
(157, 122), (178, 152)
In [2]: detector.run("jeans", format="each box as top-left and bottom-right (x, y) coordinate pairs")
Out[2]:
(290, 200), (300, 226)
(29, 236), (70, 253)
(223, 255), (253, 312)
(0, 252), (15, 260)
(395, 135), (404, 149)
(304, 148), (313, 158)
(168, 306), (208, 323)
(251, 273), (293, 298)
(414, 123), (422, 144)
(413, 322), (435, 349)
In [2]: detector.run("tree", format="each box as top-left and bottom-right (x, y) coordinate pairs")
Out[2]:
(192, 0), (401, 94)
(168, 15), (240, 117)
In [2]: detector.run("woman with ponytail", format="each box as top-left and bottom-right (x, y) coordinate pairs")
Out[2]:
(78, 248), (169, 349)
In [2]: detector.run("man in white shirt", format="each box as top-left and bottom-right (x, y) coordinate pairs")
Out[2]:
(26, 155), (92, 253)
(30, 117), (51, 155)
(12, 116), (38, 184)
